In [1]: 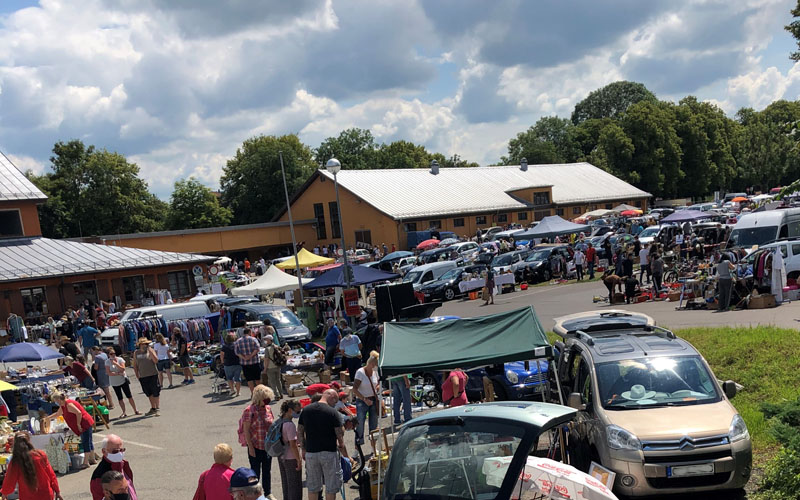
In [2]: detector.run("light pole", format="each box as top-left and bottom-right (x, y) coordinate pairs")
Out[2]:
(279, 151), (305, 307)
(325, 158), (353, 325)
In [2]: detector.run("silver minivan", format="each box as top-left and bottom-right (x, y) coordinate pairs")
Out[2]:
(100, 302), (211, 346)
(403, 261), (458, 290)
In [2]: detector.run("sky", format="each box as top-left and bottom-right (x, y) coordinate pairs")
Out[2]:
(2, 0), (800, 198)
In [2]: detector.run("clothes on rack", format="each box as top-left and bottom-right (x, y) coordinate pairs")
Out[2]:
(144, 289), (173, 305)
(166, 318), (214, 342)
(121, 317), (214, 351)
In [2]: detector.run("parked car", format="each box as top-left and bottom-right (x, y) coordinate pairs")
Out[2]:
(351, 249), (372, 264)
(402, 261), (459, 290)
(396, 256), (418, 275)
(516, 244), (573, 283)
(480, 226), (504, 240)
(100, 301), (211, 346)
(417, 247), (457, 265)
(217, 271), (251, 286)
(550, 310), (751, 497)
(649, 208), (675, 219)
(449, 241), (480, 257)
(490, 249), (530, 275)
(418, 264), (487, 301)
(227, 303), (311, 343)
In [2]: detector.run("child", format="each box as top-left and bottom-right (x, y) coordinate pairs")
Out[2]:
(625, 276), (640, 304)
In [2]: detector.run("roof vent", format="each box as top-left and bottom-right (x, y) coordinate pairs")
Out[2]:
(520, 157), (528, 172)
(430, 159), (439, 175)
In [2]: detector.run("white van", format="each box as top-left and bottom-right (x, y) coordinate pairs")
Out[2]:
(402, 261), (459, 290)
(728, 208), (800, 248)
(100, 302), (211, 346)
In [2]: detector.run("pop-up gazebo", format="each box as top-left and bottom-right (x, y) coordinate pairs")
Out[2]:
(512, 215), (590, 241)
(231, 265), (312, 295)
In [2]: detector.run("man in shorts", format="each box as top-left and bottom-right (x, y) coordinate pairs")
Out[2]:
(234, 328), (262, 396)
(297, 389), (349, 500)
(90, 346), (114, 409)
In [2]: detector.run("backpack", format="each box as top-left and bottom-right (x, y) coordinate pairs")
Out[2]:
(271, 345), (287, 367)
(264, 417), (286, 457)
(237, 407), (251, 447)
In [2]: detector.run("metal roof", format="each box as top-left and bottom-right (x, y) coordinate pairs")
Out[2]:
(0, 237), (216, 283)
(0, 150), (47, 201)
(319, 163), (651, 220)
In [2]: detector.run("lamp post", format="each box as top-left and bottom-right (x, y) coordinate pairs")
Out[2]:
(325, 158), (354, 325)
(279, 152), (305, 307)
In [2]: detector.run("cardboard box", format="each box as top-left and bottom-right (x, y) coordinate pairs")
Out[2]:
(749, 294), (776, 309)
(319, 370), (331, 384)
(290, 387), (307, 397)
(339, 372), (351, 385)
(284, 373), (303, 385)
(667, 291), (681, 302)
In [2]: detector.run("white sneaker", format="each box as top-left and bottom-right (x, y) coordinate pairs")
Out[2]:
(267, 495), (278, 500)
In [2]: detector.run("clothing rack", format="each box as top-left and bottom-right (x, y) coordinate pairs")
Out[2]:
(119, 315), (214, 352)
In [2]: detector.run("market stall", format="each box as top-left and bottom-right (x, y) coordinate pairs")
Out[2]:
(512, 215), (591, 242)
(274, 248), (334, 270)
(231, 264), (312, 296)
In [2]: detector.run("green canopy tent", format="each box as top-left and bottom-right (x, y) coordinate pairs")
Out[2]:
(378, 306), (552, 377)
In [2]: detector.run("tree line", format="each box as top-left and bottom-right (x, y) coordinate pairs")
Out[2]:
(25, 81), (800, 238)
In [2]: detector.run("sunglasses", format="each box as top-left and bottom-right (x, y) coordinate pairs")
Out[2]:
(108, 448), (126, 453)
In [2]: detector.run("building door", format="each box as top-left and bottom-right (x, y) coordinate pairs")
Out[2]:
(72, 281), (98, 307)
(355, 230), (372, 247)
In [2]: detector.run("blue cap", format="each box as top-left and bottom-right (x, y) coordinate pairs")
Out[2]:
(229, 467), (259, 488)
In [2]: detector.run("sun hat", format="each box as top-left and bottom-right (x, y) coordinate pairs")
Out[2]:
(137, 337), (152, 346)
(621, 384), (656, 401)
(229, 467), (259, 489)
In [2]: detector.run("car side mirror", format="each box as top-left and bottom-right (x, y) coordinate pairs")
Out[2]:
(567, 392), (586, 411)
(722, 380), (737, 399)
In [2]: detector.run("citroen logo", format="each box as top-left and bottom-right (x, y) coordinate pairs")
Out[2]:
(679, 436), (696, 450)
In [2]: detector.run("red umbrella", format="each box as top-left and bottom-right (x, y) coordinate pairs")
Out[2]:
(417, 238), (440, 250)
(620, 209), (642, 216)
(732, 196), (748, 202)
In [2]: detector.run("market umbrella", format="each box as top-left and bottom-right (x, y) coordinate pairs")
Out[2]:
(0, 343), (64, 362)
(660, 209), (713, 223)
(0, 380), (18, 391)
(483, 455), (617, 500)
(380, 251), (413, 262)
(304, 264), (400, 289)
(732, 196), (748, 202)
(620, 209), (642, 216)
(275, 248), (334, 269)
(416, 239), (440, 250)
(438, 238), (458, 247)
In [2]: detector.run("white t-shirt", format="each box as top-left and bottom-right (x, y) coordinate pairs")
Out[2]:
(355, 367), (379, 398)
(573, 251), (585, 265)
(153, 343), (170, 360)
(639, 248), (649, 265)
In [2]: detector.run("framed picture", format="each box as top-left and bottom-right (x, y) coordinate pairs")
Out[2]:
(588, 462), (616, 489)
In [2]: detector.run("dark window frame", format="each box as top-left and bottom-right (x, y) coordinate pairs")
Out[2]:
(453, 218), (465, 227)
(0, 209), (23, 237)
(517, 212), (528, 221)
(329, 201), (341, 239)
(429, 220), (442, 229)
(122, 275), (146, 302)
(313, 203), (327, 240)
(476, 215), (487, 225)
(167, 270), (191, 297)
(355, 230), (372, 246)
(497, 214), (508, 223)
(533, 192), (550, 206)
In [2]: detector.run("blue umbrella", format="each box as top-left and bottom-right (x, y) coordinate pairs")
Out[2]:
(0, 342), (64, 362)
(380, 251), (413, 262)
(304, 264), (400, 289)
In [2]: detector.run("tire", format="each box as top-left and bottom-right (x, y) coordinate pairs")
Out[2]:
(543, 269), (551, 281)
(491, 381), (508, 401)
(444, 287), (455, 301)
(422, 373), (437, 387)
(422, 390), (441, 408)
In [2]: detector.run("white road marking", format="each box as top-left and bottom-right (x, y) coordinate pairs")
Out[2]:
(95, 434), (164, 450)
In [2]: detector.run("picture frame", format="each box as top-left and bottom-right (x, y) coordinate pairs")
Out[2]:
(588, 461), (616, 489)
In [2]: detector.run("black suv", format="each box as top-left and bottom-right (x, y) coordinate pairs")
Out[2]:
(516, 245), (573, 283)
(418, 264), (487, 301)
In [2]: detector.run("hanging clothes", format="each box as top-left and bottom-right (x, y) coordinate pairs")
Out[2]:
(772, 249), (787, 303)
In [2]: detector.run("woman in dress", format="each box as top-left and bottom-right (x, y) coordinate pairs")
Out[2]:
(44, 391), (96, 468)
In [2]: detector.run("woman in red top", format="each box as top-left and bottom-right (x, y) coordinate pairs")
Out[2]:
(1, 431), (63, 500)
(63, 355), (95, 390)
(45, 390), (96, 468)
(441, 368), (468, 407)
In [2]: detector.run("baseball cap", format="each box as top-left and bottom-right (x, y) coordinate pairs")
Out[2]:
(230, 467), (259, 489)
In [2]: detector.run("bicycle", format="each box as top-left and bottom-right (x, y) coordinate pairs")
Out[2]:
(410, 383), (441, 408)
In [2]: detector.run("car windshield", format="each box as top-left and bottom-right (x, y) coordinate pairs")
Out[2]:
(439, 268), (462, 281)
(526, 250), (551, 262)
(597, 356), (721, 409)
(385, 421), (525, 500)
(259, 310), (302, 327)
(728, 226), (778, 247)
(404, 271), (423, 283)
(492, 254), (513, 266)
(639, 227), (659, 237)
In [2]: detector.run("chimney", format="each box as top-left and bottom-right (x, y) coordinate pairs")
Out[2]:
(430, 159), (439, 175)
(520, 157), (528, 172)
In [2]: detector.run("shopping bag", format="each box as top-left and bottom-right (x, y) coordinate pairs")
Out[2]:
(481, 286), (489, 300)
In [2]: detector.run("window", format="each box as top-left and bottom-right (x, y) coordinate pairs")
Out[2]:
(0, 210), (23, 237)
(517, 212), (528, 221)
(20, 287), (47, 319)
(122, 276), (145, 302)
(635, 200), (642, 208)
(328, 202), (341, 239)
(453, 218), (465, 227)
(533, 192), (550, 205)
(792, 244), (800, 256)
(497, 214), (507, 223)
(476, 216), (487, 225)
(404, 222), (417, 232)
(605, 204), (612, 210)
(534, 211), (549, 221)
(313, 203), (327, 239)
(572, 207), (581, 215)
(354, 230), (372, 246)
(167, 271), (191, 297)
(429, 220), (442, 229)
(556, 208), (564, 216)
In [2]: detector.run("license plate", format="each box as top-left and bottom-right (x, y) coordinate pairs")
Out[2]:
(668, 463), (715, 477)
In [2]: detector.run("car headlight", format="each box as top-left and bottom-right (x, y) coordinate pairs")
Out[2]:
(606, 425), (642, 451)
(506, 370), (519, 384)
(729, 414), (749, 443)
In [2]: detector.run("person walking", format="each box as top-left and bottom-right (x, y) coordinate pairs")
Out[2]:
(573, 247), (585, 281)
(174, 329), (195, 385)
(193, 443), (235, 500)
(484, 267), (495, 305)
(297, 389), (349, 500)
(352, 351), (381, 445)
(262, 335), (284, 400)
(338, 325), (362, 383)
(44, 391), (96, 468)
(153, 333), (174, 389)
(638, 244), (650, 284)
(277, 400), (303, 500)
(586, 243), (597, 279)
(221, 333), (242, 397)
(651, 253), (665, 299)
(1, 431), (62, 500)
(77, 320), (100, 361)
(240, 385), (275, 495)
(105, 347), (141, 418)
(235, 328), (262, 396)
(323, 319), (341, 369)
(90, 346), (114, 410)
(716, 255), (736, 312)
(90, 434), (137, 500)
(132, 338), (161, 416)
(390, 374), (412, 426)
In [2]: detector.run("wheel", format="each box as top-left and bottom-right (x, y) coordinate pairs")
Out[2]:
(664, 271), (678, 283)
(491, 381), (508, 401)
(444, 287), (455, 301)
(422, 390), (441, 408)
(422, 373), (437, 387)
(542, 269), (551, 281)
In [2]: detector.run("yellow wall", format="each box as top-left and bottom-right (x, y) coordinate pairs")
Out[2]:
(0, 200), (42, 237)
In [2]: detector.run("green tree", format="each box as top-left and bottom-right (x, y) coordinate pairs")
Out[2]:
(621, 100), (683, 198)
(314, 128), (377, 170)
(786, 1), (800, 61)
(589, 122), (635, 181)
(503, 116), (579, 164)
(167, 178), (232, 230)
(27, 140), (166, 237)
(220, 134), (315, 224)
(571, 81), (657, 125)
(429, 153), (480, 169)
(375, 140), (431, 169)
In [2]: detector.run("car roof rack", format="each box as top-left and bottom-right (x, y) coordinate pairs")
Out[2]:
(642, 325), (676, 340)
(575, 330), (595, 346)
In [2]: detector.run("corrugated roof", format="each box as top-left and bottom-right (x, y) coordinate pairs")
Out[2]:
(0, 150), (47, 201)
(319, 163), (651, 220)
(0, 237), (216, 283)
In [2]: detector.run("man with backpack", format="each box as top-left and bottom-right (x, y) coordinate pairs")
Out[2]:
(262, 335), (285, 400)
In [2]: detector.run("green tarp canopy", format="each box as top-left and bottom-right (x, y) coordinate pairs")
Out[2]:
(378, 306), (551, 377)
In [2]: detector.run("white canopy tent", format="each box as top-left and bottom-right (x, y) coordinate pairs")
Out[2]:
(231, 265), (311, 296)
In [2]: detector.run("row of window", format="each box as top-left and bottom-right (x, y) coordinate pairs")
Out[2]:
(313, 202), (342, 240)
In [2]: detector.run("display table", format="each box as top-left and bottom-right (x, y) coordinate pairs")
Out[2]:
(30, 432), (71, 474)
(458, 274), (516, 294)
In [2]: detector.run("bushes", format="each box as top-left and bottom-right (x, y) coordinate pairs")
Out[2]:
(752, 397), (800, 499)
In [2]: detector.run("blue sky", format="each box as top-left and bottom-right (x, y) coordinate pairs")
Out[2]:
(1, 0), (799, 197)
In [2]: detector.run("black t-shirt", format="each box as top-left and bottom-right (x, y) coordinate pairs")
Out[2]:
(298, 402), (341, 453)
(64, 342), (80, 358)
(221, 344), (239, 366)
(177, 337), (188, 357)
